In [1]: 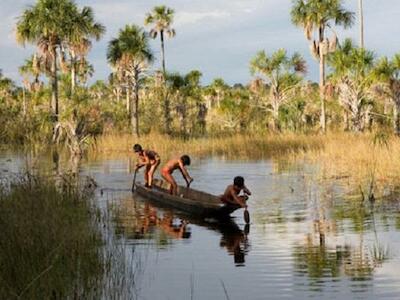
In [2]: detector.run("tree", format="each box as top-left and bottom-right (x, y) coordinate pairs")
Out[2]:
(144, 5), (175, 74)
(16, 0), (79, 121)
(358, 0), (364, 48)
(204, 78), (229, 109)
(373, 54), (400, 134)
(67, 6), (105, 92)
(250, 49), (307, 131)
(19, 55), (44, 93)
(145, 5), (176, 134)
(291, 0), (354, 132)
(107, 25), (153, 136)
(328, 39), (375, 132)
(165, 70), (204, 138)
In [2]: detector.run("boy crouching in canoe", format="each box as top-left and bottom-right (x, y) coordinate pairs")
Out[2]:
(220, 176), (251, 208)
(133, 144), (161, 188)
(161, 155), (193, 195)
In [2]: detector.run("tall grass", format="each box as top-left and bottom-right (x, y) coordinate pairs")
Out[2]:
(0, 173), (137, 299)
(93, 131), (400, 199)
(294, 132), (400, 199)
(92, 133), (324, 160)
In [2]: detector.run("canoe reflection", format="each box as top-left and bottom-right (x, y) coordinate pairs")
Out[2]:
(115, 194), (250, 266)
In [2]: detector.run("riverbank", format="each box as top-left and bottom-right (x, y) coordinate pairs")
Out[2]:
(92, 133), (324, 159)
(92, 132), (400, 199)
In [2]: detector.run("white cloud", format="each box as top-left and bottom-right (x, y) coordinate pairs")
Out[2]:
(1, 0), (400, 84)
(174, 10), (231, 27)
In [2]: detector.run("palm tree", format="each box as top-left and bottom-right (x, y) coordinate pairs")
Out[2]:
(19, 55), (44, 93)
(145, 5), (175, 134)
(205, 78), (229, 109)
(107, 25), (153, 136)
(67, 6), (105, 93)
(16, 0), (78, 121)
(291, 0), (354, 132)
(144, 5), (175, 74)
(328, 39), (375, 132)
(250, 49), (307, 131)
(373, 54), (400, 134)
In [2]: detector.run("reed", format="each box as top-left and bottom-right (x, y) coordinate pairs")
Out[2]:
(0, 173), (137, 299)
(294, 132), (400, 199)
(91, 132), (324, 160)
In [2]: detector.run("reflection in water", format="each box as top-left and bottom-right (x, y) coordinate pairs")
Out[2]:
(112, 194), (251, 266)
(219, 223), (250, 266)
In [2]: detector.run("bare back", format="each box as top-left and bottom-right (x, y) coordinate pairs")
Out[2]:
(162, 158), (181, 174)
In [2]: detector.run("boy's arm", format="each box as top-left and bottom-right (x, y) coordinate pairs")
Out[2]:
(229, 189), (247, 208)
(135, 155), (149, 170)
(243, 185), (252, 195)
(178, 160), (193, 184)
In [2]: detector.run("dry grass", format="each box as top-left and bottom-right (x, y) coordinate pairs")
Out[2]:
(91, 133), (324, 160)
(294, 132), (400, 199)
(91, 132), (400, 199)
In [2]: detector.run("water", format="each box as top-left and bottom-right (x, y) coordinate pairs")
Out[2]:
(2, 153), (400, 299)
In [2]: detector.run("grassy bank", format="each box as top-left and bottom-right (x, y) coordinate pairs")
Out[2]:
(92, 132), (400, 199)
(0, 173), (135, 299)
(294, 132), (400, 199)
(92, 133), (325, 159)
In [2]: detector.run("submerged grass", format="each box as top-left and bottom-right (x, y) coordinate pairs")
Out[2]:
(0, 173), (138, 299)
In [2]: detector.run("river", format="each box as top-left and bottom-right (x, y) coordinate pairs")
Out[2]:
(2, 152), (400, 299)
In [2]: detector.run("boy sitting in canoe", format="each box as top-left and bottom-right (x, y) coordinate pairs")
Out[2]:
(220, 176), (251, 208)
(133, 144), (161, 188)
(161, 155), (193, 195)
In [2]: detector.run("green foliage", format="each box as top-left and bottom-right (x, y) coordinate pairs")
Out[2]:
(0, 174), (103, 298)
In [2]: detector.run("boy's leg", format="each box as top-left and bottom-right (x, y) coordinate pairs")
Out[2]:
(144, 164), (151, 187)
(148, 160), (160, 187)
(162, 169), (177, 195)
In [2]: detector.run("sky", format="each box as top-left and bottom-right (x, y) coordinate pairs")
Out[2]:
(1, 0), (400, 85)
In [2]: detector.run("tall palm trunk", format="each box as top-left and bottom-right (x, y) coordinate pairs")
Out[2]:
(126, 85), (130, 113)
(393, 85), (400, 135)
(71, 50), (77, 93)
(163, 90), (172, 134)
(160, 30), (171, 134)
(393, 105), (400, 135)
(51, 45), (59, 121)
(131, 68), (140, 136)
(271, 91), (281, 132)
(319, 26), (326, 133)
(359, 0), (364, 48)
(160, 30), (166, 74)
(22, 87), (27, 118)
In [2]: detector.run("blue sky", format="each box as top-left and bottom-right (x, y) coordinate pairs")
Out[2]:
(1, 0), (400, 85)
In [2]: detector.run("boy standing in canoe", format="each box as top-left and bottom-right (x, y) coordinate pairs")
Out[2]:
(220, 176), (251, 208)
(133, 144), (161, 188)
(161, 155), (193, 195)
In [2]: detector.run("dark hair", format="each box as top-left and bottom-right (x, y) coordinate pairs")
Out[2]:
(181, 155), (191, 166)
(233, 176), (244, 188)
(133, 144), (143, 152)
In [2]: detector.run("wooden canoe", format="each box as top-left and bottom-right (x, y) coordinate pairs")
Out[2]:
(135, 179), (241, 219)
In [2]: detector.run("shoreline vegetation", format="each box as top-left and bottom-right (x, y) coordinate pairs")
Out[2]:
(92, 131), (400, 199)
(0, 174), (136, 299)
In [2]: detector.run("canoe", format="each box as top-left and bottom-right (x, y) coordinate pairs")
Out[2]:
(134, 179), (241, 219)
